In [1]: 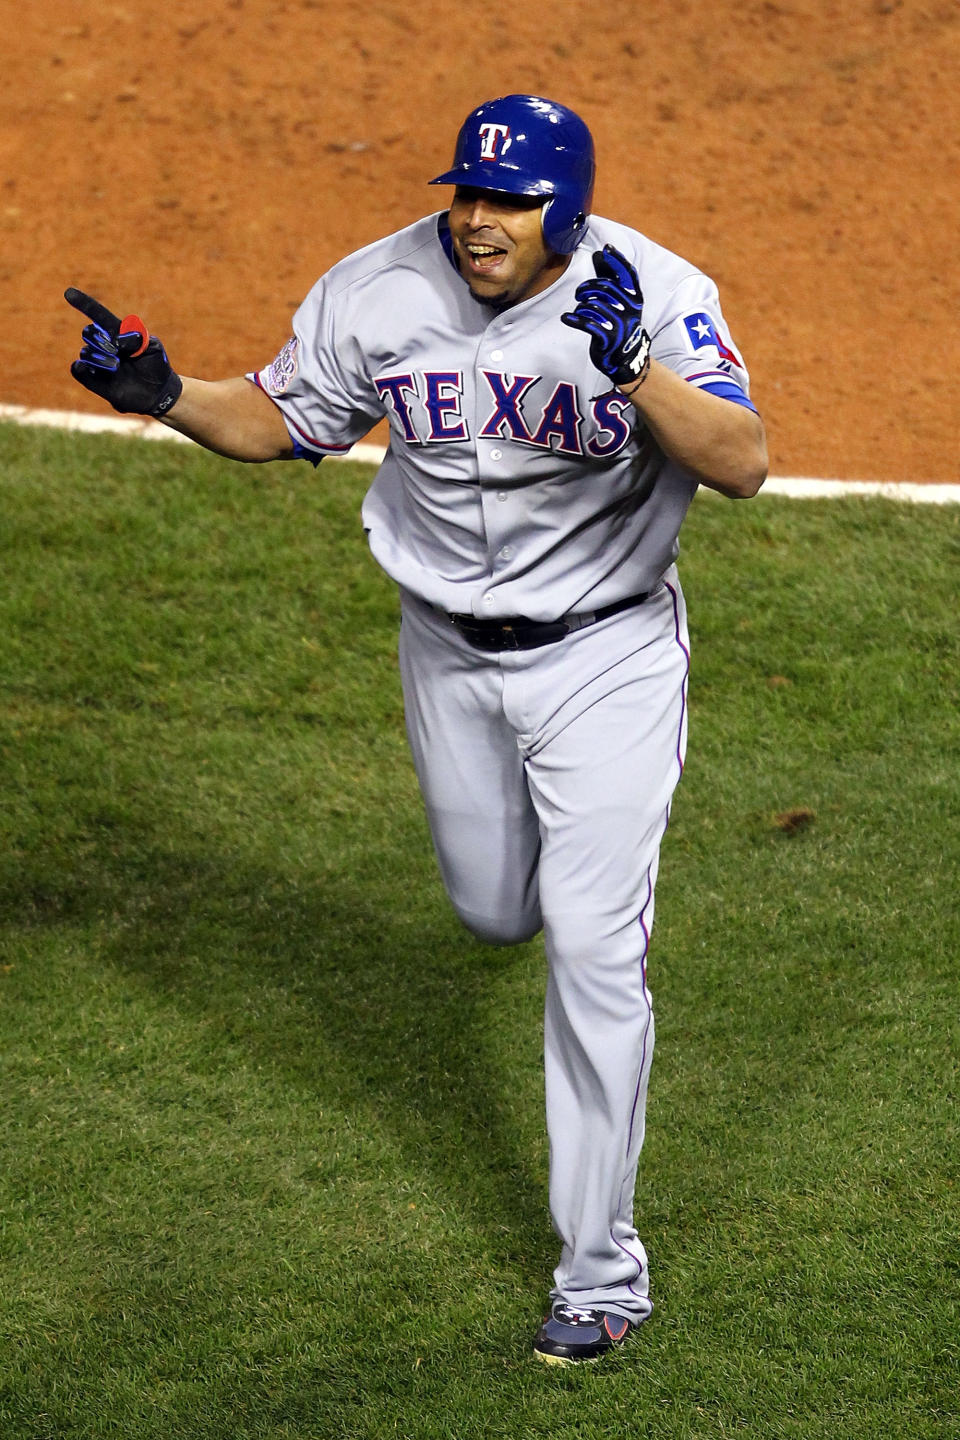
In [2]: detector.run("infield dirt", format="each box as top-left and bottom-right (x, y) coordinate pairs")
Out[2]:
(6, 0), (958, 482)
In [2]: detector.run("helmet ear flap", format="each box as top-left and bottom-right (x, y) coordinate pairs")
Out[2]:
(541, 196), (589, 256)
(540, 195), (553, 247)
(567, 210), (588, 249)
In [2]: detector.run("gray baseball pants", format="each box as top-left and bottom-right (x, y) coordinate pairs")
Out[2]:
(397, 569), (690, 1321)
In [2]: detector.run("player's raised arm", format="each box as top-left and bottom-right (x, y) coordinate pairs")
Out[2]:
(561, 248), (768, 498)
(64, 288), (295, 463)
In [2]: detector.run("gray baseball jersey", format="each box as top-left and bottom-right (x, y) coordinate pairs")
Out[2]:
(251, 212), (754, 622)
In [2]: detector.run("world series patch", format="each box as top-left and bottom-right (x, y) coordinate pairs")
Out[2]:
(265, 336), (300, 394)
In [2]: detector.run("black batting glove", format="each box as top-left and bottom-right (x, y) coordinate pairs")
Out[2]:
(65, 288), (183, 417)
(561, 245), (652, 388)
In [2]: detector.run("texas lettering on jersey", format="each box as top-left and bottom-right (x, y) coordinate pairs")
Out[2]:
(373, 368), (637, 458)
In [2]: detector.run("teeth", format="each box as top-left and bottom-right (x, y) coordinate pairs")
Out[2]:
(468, 245), (502, 256)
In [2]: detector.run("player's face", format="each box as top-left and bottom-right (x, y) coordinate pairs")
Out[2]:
(447, 186), (569, 308)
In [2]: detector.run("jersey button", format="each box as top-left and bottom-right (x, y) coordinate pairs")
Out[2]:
(490, 448), (502, 461)
(482, 592), (495, 605)
(497, 491), (508, 501)
(490, 349), (504, 361)
(499, 545), (514, 560)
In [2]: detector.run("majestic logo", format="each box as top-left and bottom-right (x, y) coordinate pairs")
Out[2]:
(478, 122), (510, 161)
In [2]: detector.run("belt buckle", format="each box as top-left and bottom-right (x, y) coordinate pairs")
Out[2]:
(511, 620), (570, 649)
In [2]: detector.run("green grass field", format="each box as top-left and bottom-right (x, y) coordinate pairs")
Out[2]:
(1, 421), (957, 1438)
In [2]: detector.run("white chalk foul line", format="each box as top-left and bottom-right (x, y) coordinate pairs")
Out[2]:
(0, 402), (389, 467)
(1, 403), (957, 503)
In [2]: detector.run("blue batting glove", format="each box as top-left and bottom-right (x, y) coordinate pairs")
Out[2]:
(65, 288), (183, 417)
(561, 245), (651, 388)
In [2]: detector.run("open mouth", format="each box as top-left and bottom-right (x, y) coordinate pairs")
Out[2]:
(464, 242), (508, 273)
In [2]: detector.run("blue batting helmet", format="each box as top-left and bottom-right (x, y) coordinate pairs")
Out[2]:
(429, 94), (595, 255)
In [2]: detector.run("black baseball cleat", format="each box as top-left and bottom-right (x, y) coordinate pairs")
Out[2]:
(532, 1301), (642, 1365)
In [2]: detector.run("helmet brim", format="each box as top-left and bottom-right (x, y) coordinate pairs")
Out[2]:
(429, 164), (555, 198)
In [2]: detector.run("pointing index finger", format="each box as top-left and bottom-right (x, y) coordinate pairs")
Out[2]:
(64, 288), (122, 334)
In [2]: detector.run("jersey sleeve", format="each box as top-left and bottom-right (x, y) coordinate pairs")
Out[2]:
(247, 274), (384, 464)
(650, 272), (757, 413)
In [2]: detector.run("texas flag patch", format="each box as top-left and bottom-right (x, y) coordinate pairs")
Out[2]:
(682, 312), (742, 368)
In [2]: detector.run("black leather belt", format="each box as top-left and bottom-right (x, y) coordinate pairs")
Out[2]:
(447, 590), (652, 652)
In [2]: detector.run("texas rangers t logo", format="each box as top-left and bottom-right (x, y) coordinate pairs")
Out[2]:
(478, 122), (510, 160)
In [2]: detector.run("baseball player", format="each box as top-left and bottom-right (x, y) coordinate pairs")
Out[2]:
(65, 94), (766, 1365)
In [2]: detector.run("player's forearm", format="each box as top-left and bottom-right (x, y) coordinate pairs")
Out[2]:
(159, 376), (296, 462)
(623, 361), (767, 498)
